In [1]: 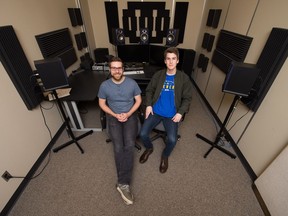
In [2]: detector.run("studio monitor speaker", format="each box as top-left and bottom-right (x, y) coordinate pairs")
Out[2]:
(140, 28), (149, 44)
(222, 62), (260, 97)
(34, 58), (69, 91)
(112, 28), (125, 45)
(166, 29), (179, 46)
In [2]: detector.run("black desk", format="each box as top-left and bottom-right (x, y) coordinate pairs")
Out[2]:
(62, 70), (109, 131)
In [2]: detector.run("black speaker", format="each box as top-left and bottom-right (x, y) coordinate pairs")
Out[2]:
(34, 58), (69, 91)
(223, 62), (260, 97)
(140, 28), (149, 44)
(166, 29), (179, 46)
(68, 8), (83, 27)
(112, 28), (125, 45)
(94, 48), (109, 63)
(181, 49), (196, 76)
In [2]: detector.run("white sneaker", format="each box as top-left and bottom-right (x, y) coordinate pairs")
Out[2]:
(116, 184), (134, 205)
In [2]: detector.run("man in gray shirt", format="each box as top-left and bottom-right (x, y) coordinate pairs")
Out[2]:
(98, 57), (142, 205)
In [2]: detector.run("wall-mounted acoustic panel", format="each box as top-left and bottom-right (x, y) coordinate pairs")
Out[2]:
(105, 2), (119, 44)
(202, 33), (210, 49)
(180, 49), (196, 76)
(212, 30), (253, 74)
(223, 62), (260, 97)
(207, 35), (215, 52)
(68, 8), (83, 27)
(74, 32), (87, 50)
(35, 28), (77, 69)
(0, 25), (42, 110)
(197, 53), (205, 68)
(242, 28), (288, 111)
(173, 2), (189, 43)
(166, 29), (179, 46)
(206, 9), (222, 28)
(212, 9), (222, 28)
(202, 57), (209, 72)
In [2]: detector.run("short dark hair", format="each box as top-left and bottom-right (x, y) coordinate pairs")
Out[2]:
(108, 56), (123, 67)
(164, 47), (179, 60)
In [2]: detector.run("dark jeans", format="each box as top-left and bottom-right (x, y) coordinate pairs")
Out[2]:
(107, 113), (138, 185)
(139, 113), (178, 158)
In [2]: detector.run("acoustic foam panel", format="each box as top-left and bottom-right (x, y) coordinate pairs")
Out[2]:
(105, 2), (119, 44)
(0, 25), (42, 110)
(173, 2), (189, 43)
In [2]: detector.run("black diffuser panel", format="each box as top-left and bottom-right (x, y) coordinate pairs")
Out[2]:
(202, 57), (209, 72)
(216, 30), (253, 62)
(180, 49), (196, 76)
(35, 28), (77, 69)
(207, 35), (215, 52)
(68, 8), (83, 27)
(202, 33), (210, 49)
(105, 2), (119, 44)
(173, 2), (189, 43)
(74, 32), (87, 50)
(0, 26), (42, 110)
(242, 28), (288, 111)
(211, 49), (234, 73)
(197, 54), (205, 68)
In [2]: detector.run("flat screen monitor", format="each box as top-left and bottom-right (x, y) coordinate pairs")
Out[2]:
(34, 58), (69, 91)
(149, 45), (166, 68)
(117, 44), (150, 63)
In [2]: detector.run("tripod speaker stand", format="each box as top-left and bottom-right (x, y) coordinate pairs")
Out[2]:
(34, 57), (93, 154)
(196, 61), (260, 158)
(196, 95), (239, 159)
(52, 90), (93, 153)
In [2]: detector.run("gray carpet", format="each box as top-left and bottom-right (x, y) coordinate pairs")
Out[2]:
(8, 88), (264, 216)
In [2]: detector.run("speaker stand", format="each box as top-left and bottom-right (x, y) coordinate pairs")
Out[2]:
(51, 90), (93, 154)
(196, 95), (240, 159)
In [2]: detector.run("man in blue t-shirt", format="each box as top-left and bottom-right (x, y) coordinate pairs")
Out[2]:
(139, 47), (193, 173)
(98, 57), (141, 205)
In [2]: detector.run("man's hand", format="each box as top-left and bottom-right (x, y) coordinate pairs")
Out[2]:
(172, 113), (182, 123)
(116, 113), (128, 122)
(145, 106), (153, 119)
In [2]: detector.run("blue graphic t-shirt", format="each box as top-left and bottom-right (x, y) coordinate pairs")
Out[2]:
(153, 74), (176, 118)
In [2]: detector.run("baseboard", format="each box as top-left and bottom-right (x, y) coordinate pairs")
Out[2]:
(0, 122), (66, 216)
(191, 78), (257, 181)
(252, 183), (271, 216)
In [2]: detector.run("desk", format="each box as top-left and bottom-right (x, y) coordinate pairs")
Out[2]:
(62, 70), (109, 132)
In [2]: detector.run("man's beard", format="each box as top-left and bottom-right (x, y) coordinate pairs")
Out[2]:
(112, 73), (123, 82)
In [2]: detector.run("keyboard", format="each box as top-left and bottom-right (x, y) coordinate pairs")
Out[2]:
(123, 70), (144, 75)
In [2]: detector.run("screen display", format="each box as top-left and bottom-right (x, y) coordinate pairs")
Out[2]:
(117, 44), (150, 63)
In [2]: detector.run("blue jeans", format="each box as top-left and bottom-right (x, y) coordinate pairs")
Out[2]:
(107, 113), (138, 185)
(139, 113), (178, 158)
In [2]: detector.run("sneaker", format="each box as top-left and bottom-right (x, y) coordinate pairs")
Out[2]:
(116, 184), (134, 205)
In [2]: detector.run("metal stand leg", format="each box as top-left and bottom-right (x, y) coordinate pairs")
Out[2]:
(51, 90), (93, 154)
(196, 95), (240, 159)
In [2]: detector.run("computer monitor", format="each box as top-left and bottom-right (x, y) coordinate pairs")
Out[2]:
(117, 44), (150, 63)
(34, 58), (69, 91)
(148, 45), (167, 68)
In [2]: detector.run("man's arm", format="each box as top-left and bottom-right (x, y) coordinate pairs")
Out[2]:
(99, 98), (116, 118)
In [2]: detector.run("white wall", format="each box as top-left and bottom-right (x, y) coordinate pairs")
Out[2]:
(0, 0), (80, 212)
